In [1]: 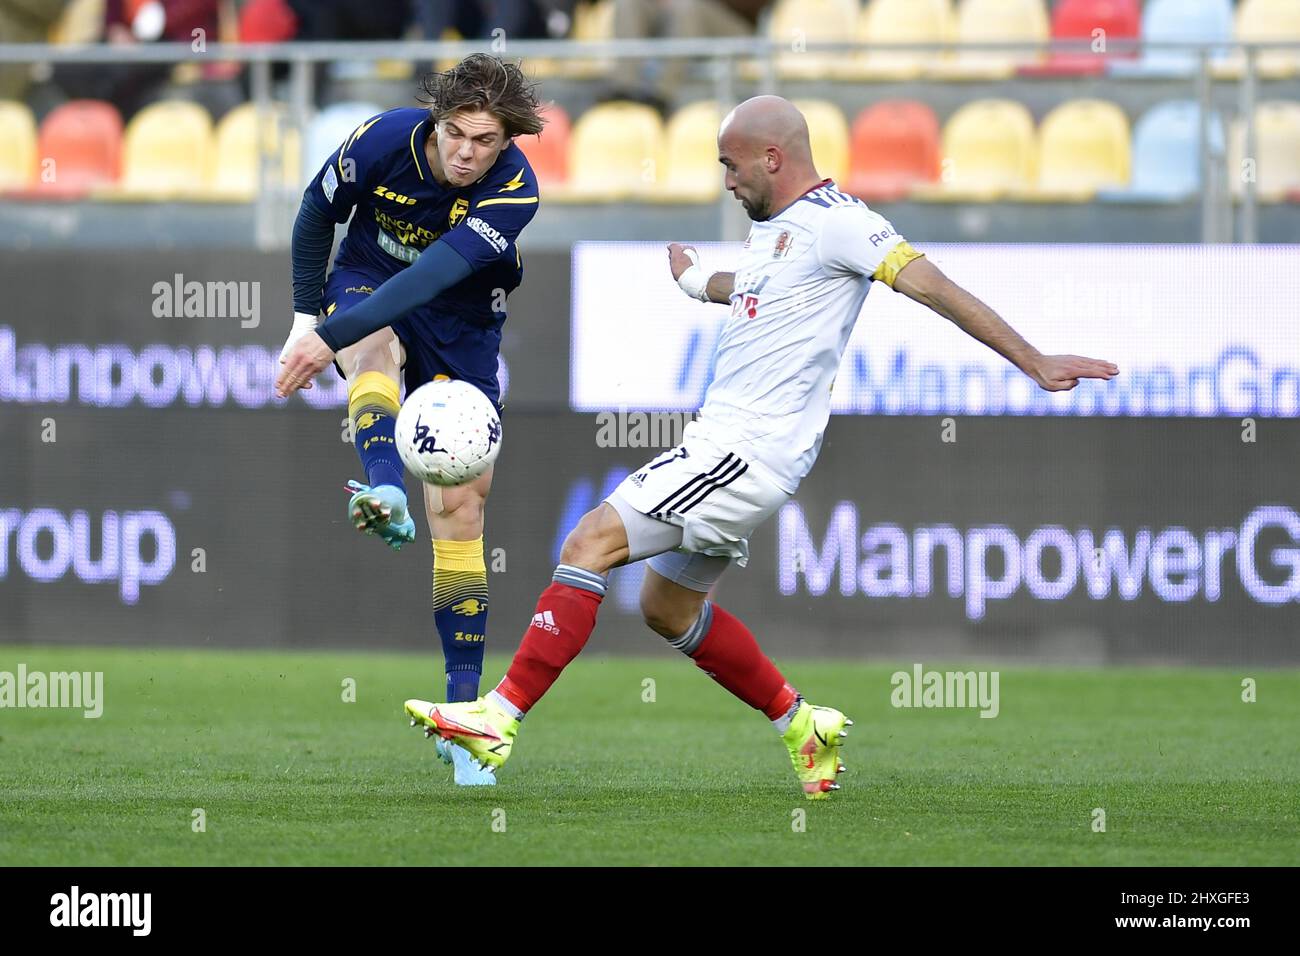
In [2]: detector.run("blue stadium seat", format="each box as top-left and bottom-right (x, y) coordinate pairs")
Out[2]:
(1110, 0), (1233, 77)
(303, 102), (384, 185)
(1097, 101), (1224, 202)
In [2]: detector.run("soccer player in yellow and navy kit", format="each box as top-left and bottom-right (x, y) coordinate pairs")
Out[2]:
(276, 54), (546, 786)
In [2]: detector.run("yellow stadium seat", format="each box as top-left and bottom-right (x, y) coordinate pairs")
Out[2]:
(1031, 99), (1130, 199)
(914, 98), (1035, 200)
(845, 0), (953, 80)
(561, 101), (666, 201)
(930, 0), (1049, 78)
(0, 101), (36, 189)
(794, 99), (850, 184)
(660, 100), (725, 202)
(1234, 0), (1300, 78)
(211, 103), (303, 200)
(49, 0), (104, 44)
(121, 100), (214, 197)
(1230, 100), (1300, 201)
(766, 0), (860, 80)
(566, 0), (616, 79)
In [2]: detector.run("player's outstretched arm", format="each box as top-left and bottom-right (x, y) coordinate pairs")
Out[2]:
(280, 193), (337, 361)
(892, 256), (1119, 392)
(667, 243), (734, 304)
(274, 240), (474, 398)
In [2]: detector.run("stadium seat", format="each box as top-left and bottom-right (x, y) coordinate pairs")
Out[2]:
(1109, 0), (1233, 77)
(212, 103), (303, 200)
(913, 99), (1035, 200)
(843, 0), (953, 80)
(49, 0), (105, 44)
(660, 100), (725, 202)
(766, 0), (860, 80)
(1097, 100), (1224, 202)
(35, 100), (123, 196)
(0, 101), (37, 190)
(515, 103), (571, 189)
(120, 100), (214, 197)
(303, 102), (384, 184)
(794, 99), (849, 185)
(561, 101), (665, 201)
(1229, 101), (1300, 201)
(1233, 0), (1300, 78)
(844, 100), (941, 201)
(1030, 0), (1141, 75)
(238, 0), (297, 43)
(566, 0), (616, 79)
(930, 0), (1050, 78)
(1031, 99), (1130, 199)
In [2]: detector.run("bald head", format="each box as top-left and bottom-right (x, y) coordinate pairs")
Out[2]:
(720, 95), (814, 164)
(717, 96), (821, 221)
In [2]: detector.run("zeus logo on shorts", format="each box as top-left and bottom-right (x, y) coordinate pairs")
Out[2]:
(465, 217), (508, 254)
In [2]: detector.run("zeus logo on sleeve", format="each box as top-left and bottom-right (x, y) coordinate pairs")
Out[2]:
(465, 217), (508, 254)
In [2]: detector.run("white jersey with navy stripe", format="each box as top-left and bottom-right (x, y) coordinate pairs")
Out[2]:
(692, 180), (913, 493)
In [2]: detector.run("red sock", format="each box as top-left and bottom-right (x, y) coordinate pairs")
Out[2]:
(689, 604), (797, 720)
(495, 582), (603, 713)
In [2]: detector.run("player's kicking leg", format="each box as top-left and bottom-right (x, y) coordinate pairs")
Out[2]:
(638, 565), (850, 799)
(337, 329), (415, 551)
(420, 467), (497, 786)
(406, 502), (629, 775)
(406, 495), (851, 798)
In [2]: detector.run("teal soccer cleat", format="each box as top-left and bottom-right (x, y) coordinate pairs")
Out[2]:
(345, 479), (416, 551)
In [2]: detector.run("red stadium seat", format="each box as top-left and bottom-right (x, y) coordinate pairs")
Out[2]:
(238, 0), (298, 43)
(1033, 0), (1141, 75)
(515, 103), (570, 188)
(36, 99), (123, 196)
(845, 100), (941, 201)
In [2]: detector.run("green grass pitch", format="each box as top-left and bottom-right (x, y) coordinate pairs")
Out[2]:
(1, 645), (1296, 866)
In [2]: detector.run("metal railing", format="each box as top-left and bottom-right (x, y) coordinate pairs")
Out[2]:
(1, 37), (1296, 247)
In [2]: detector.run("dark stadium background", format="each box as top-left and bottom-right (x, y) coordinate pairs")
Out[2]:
(1, 0), (1298, 664)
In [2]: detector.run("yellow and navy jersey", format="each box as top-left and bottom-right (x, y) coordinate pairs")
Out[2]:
(306, 107), (539, 323)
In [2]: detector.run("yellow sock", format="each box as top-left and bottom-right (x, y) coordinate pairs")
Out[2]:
(346, 371), (403, 489)
(433, 536), (488, 700)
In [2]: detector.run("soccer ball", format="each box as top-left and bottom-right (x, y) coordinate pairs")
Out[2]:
(395, 380), (502, 486)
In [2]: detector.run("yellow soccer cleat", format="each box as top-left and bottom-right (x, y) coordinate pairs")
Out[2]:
(405, 697), (519, 773)
(782, 700), (852, 800)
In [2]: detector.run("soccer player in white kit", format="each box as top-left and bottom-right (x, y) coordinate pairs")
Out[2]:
(406, 95), (1119, 799)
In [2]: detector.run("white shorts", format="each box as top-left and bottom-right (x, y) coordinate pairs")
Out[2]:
(605, 424), (791, 585)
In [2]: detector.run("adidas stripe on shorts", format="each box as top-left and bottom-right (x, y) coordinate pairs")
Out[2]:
(605, 421), (791, 591)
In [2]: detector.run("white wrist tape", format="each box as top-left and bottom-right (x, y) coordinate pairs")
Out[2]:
(676, 248), (711, 302)
(280, 311), (320, 362)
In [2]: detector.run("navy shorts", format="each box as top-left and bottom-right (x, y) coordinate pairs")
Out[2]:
(323, 268), (503, 411)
